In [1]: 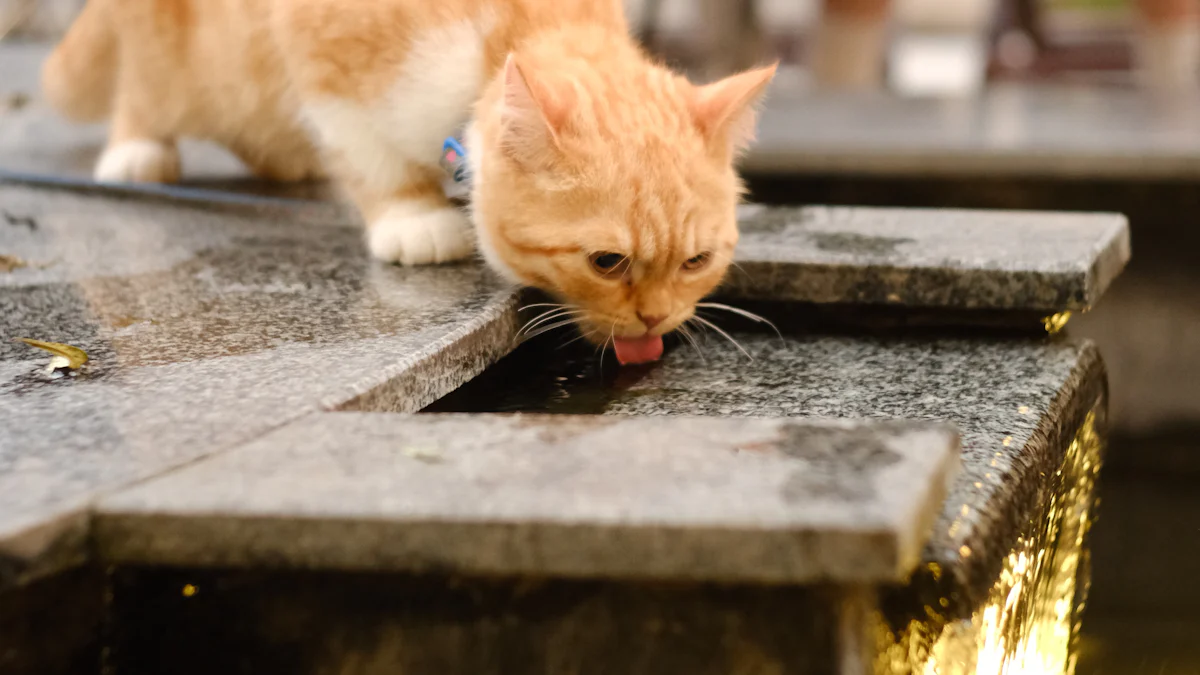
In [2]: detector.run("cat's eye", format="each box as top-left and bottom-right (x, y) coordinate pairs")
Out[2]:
(682, 252), (711, 271)
(588, 252), (629, 278)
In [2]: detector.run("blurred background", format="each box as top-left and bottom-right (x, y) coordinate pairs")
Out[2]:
(633, 0), (1174, 90)
(2, 0), (1199, 672)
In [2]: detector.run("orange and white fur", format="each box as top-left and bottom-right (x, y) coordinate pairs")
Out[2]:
(43, 0), (775, 363)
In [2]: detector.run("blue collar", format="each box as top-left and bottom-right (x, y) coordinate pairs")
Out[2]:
(441, 137), (469, 184)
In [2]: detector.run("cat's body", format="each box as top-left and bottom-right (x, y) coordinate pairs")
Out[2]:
(44, 0), (775, 364)
(43, 0), (325, 183)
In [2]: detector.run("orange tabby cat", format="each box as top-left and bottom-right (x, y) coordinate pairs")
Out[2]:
(42, 0), (775, 363)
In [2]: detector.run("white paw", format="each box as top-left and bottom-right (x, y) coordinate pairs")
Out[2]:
(94, 140), (181, 183)
(367, 204), (475, 266)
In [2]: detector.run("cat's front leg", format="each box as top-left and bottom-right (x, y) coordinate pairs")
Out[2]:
(343, 161), (475, 266)
(366, 199), (475, 267)
(94, 139), (181, 183)
(94, 103), (181, 183)
(303, 97), (477, 266)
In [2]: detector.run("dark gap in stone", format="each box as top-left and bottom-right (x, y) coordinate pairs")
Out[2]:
(428, 295), (1058, 416)
(0, 565), (105, 675)
(105, 566), (838, 675)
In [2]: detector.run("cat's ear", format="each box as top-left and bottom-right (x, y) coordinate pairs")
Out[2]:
(690, 63), (778, 156)
(500, 54), (566, 167)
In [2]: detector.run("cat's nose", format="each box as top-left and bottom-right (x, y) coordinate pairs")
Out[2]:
(638, 313), (666, 330)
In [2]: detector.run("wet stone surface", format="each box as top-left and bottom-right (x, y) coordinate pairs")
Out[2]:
(1, 178), (1113, 599)
(427, 331), (1106, 608)
(0, 40), (1128, 674)
(732, 204), (1129, 312)
(95, 414), (959, 584)
(0, 184), (520, 586)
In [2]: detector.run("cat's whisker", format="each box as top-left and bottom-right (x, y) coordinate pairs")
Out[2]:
(558, 329), (598, 350)
(709, 250), (746, 276)
(517, 307), (567, 334)
(523, 310), (586, 335)
(597, 321), (616, 375)
(519, 302), (571, 312)
(597, 336), (608, 374)
(516, 301), (578, 332)
(522, 318), (584, 342)
(676, 323), (706, 363)
(690, 316), (717, 343)
(518, 308), (586, 337)
(696, 302), (782, 339)
(691, 315), (753, 361)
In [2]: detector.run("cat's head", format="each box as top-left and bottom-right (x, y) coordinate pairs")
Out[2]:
(470, 51), (775, 364)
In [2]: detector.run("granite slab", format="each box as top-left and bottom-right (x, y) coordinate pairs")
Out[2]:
(95, 414), (959, 584)
(2, 175), (1129, 315)
(424, 330), (1106, 608)
(731, 204), (1129, 311)
(0, 183), (520, 586)
(748, 83), (1200, 180)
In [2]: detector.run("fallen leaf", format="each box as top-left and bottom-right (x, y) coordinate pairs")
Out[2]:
(2, 92), (30, 112)
(0, 254), (27, 273)
(110, 315), (158, 329)
(402, 447), (445, 464)
(14, 338), (89, 370)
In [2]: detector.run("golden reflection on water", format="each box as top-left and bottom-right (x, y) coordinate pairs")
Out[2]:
(1042, 312), (1073, 336)
(876, 412), (1102, 675)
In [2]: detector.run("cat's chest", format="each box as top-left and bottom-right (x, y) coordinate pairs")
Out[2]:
(396, 23), (490, 113)
(301, 16), (495, 190)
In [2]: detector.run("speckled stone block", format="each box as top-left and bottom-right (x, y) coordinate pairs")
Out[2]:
(731, 204), (1129, 312)
(425, 331), (1106, 610)
(95, 414), (959, 584)
(0, 175), (1124, 585)
(0, 184), (520, 586)
(2, 176), (1130, 315)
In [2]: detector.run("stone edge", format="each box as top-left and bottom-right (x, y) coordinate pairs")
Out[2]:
(729, 208), (1129, 312)
(89, 416), (960, 585)
(1083, 214), (1132, 309)
(331, 291), (521, 413)
(933, 339), (1107, 612)
(0, 290), (523, 591)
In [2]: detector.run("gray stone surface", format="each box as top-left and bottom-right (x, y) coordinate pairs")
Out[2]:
(0, 179), (1118, 589)
(622, 336), (1105, 607)
(732, 204), (1129, 311)
(426, 331), (1106, 607)
(0, 183), (520, 586)
(95, 414), (959, 584)
(1, 46), (1126, 591)
(0, 177), (1129, 314)
(749, 84), (1200, 179)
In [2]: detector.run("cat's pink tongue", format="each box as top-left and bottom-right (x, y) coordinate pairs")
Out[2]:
(612, 335), (664, 365)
